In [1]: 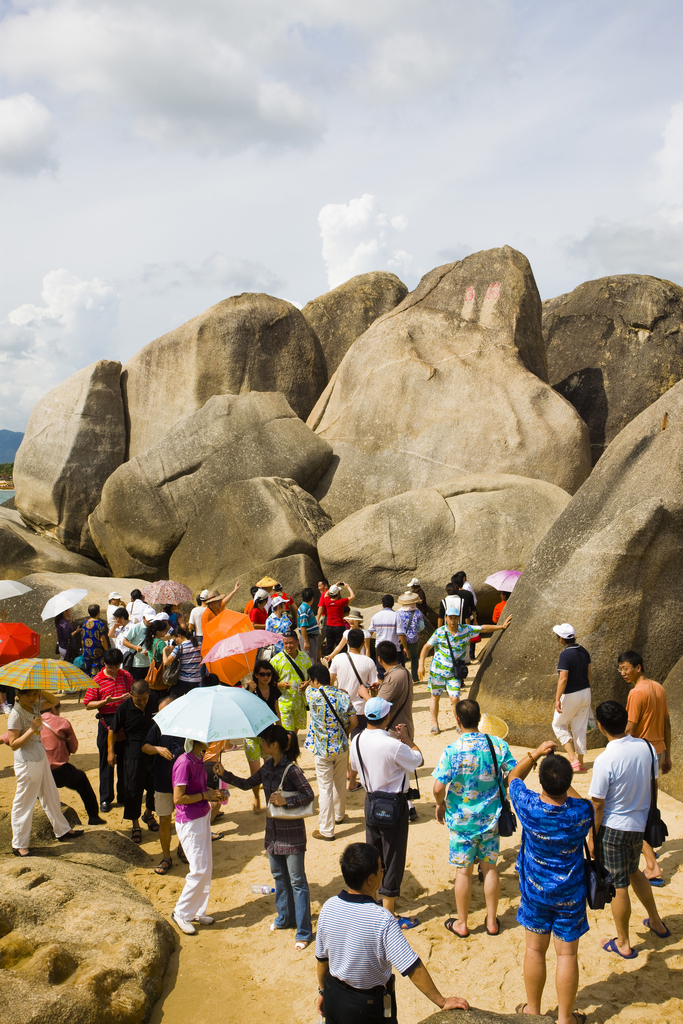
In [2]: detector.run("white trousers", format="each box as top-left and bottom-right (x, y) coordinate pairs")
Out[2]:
(175, 811), (213, 921)
(552, 689), (592, 756)
(12, 756), (72, 849)
(314, 751), (347, 838)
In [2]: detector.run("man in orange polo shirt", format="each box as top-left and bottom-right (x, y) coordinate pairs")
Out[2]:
(619, 650), (671, 885)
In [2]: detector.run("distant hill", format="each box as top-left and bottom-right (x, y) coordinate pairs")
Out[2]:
(0, 429), (24, 462)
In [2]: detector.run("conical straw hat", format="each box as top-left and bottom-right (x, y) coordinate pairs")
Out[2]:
(478, 713), (509, 740)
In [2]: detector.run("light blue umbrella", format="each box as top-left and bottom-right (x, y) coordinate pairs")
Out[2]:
(153, 684), (277, 742)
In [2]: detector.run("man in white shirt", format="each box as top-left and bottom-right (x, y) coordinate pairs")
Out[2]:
(330, 627), (378, 793)
(589, 700), (669, 958)
(369, 596), (402, 673)
(349, 697), (423, 928)
(106, 592), (124, 629)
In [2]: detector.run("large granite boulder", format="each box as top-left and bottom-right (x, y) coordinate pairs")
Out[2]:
(318, 474), (570, 617)
(13, 360), (126, 557)
(302, 271), (408, 377)
(169, 476), (332, 594)
(3, 572), (150, 656)
(122, 293), (327, 458)
(89, 393), (333, 578)
(470, 379), (683, 746)
(660, 656), (683, 803)
(420, 1012), (551, 1024)
(0, 856), (174, 1024)
(0, 507), (108, 580)
(187, 553), (324, 612)
(308, 247), (591, 522)
(544, 275), (683, 464)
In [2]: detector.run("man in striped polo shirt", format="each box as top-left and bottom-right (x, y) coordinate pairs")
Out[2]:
(84, 648), (133, 812)
(316, 843), (469, 1023)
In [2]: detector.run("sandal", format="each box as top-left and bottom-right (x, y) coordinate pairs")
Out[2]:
(515, 1007), (528, 1016)
(430, 726), (440, 734)
(348, 783), (362, 792)
(177, 845), (189, 864)
(397, 916), (419, 930)
(131, 828), (142, 844)
(142, 812), (160, 832)
(294, 940), (310, 951)
(154, 858), (173, 875)
(444, 918), (468, 938)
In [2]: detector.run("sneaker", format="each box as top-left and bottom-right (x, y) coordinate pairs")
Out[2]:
(193, 915), (215, 925)
(409, 807), (419, 823)
(171, 912), (196, 935)
(312, 830), (335, 841)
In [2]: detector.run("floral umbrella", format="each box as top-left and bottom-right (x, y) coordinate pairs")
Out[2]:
(142, 580), (194, 605)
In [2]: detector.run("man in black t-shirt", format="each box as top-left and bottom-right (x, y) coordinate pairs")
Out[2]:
(142, 694), (185, 874)
(551, 623), (593, 772)
(108, 679), (157, 842)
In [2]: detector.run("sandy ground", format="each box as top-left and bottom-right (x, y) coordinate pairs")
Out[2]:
(1, 675), (682, 1024)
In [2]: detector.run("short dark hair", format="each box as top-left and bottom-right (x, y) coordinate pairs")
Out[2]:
(250, 586), (258, 597)
(376, 640), (398, 664)
(131, 679), (150, 696)
(130, 589), (143, 601)
(103, 649), (123, 666)
(87, 604), (100, 618)
(113, 607), (129, 620)
(204, 672), (221, 686)
(445, 582), (456, 596)
(283, 630), (298, 641)
(259, 723), (300, 761)
(455, 699), (480, 729)
(381, 594), (394, 608)
(452, 572), (466, 588)
(538, 752), (573, 796)
(617, 650), (643, 671)
(340, 843), (381, 891)
(319, 577), (329, 587)
(253, 659), (279, 684)
(308, 663), (330, 685)
(595, 700), (628, 735)
(347, 627), (365, 649)
(301, 588), (314, 602)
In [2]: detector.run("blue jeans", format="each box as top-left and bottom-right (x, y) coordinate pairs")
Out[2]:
(268, 851), (313, 942)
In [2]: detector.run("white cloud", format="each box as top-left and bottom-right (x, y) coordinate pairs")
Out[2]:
(653, 101), (683, 206)
(137, 253), (284, 296)
(318, 193), (411, 288)
(0, 270), (120, 430)
(0, 93), (56, 175)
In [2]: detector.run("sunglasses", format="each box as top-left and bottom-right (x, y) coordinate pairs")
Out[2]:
(255, 671), (272, 677)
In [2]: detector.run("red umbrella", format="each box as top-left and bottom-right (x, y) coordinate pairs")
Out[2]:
(0, 623), (40, 666)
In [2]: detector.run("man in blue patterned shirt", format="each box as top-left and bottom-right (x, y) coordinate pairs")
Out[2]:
(433, 699), (516, 938)
(305, 663), (357, 842)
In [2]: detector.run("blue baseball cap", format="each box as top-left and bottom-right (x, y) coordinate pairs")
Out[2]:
(365, 697), (392, 721)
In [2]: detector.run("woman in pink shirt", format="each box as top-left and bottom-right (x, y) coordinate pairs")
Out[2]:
(171, 739), (223, 935)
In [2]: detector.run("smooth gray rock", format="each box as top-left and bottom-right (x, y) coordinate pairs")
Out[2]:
(470, 378), (683, 746)
(419, 1011), (551, 1024)
(13, 360), (125, 557)
(318, 474), (570, 617)
(0, 507), (109, 580)
(302, 271), (408, 377)
(122, 292), (328, 458)
(0, 856), (174, 1024)
(544, 274), (683, 464)
(3, 572), (150, 656)
(309, 247), (591, 523)
(89, 393), (333, 577)
(169, 476), (332, 594)
(660, 656), (683, 803)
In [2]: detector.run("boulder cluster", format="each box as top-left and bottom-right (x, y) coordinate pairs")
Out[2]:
(5, 248), (683, 796)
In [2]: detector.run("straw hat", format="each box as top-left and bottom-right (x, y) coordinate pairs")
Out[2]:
(201, 589), (222, 603)
(478, 713), (509, 740)
(397, 591), (420, 606)
(256, 576), (278, 588)
(347, 608), (364, 622)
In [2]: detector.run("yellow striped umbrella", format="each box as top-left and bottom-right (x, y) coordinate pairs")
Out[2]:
(0, 658), (92, 691)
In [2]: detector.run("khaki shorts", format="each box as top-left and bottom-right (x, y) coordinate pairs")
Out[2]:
(154, 791), (174, 816)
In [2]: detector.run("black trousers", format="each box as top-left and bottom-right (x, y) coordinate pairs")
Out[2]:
(51, 762), (99, 820)
(365, 798), (410, 898)
(324, 973), (397, 1024)
(325, 626), (346, 656)
(122, 756), (155, 821)
(97, 718), (125, 804)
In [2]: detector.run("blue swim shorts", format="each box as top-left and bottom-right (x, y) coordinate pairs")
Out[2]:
(517, 894), (589, 943)
(448, 827), (499, 868)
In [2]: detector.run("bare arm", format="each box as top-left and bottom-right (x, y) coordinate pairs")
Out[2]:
(479, 614), (512, 634)
(591, 796), (605, 832)
(407, 962), (469, 1011)
(417, 642), (434, 680)
(508, 740), (557, 783)
(7, 716), (43, 751)
(174, 783), (222, 805)
(556, 670), (569, 712)
(316, 961), (330, 1017)
(222, 581), (240, 607)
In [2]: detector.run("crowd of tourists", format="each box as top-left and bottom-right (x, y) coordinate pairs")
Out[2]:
(1, 573), (676, 1024)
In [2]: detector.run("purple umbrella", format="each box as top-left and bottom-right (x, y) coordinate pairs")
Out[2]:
(484, 570), (522, 593)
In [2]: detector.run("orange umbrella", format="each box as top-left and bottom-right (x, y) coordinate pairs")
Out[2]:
(201, 607), (257, 686)
(0, 623), (40, 666)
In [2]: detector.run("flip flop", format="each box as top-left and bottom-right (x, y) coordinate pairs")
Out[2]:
(643, 918), (671, 938)
(430, 726), (440, 734)
(444, 918), (468, 937)
(397, 916), (420, 930)
(602, 937), (637, 959)
(486, 918), (500, 935)
(211, 832), (222, 841)
(648, 878), (665, 887)
(348, 783), (362, 792)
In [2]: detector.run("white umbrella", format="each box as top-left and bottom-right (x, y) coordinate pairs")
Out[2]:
(0, 580), (32, 601)
(41, 588), (88, 621)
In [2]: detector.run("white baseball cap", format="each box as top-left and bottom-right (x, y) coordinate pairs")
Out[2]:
(328, 584), (341, 596)
(108, 592), (122, 601)
(552, 623), (575, 640)
(408, 578), (420, 587)
(271, 595), (286, 609)
(199, 589), (210, 600)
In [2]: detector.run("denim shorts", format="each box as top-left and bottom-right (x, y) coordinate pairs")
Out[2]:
(517, 893), (589, 943)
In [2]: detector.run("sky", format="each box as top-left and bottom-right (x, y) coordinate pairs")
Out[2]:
(0, 0), (682, 431)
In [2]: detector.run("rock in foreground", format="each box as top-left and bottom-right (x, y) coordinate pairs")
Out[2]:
(544, 274), (683, 464)
(471, 379), (683, 745)
(309, 247), (591, 522)
(318, 474), (570, 617)
(0, 507), (108, 581)
(0, 856), (174, 1024)
(13, 360), (126, 557)
(122, 293), (327, 458)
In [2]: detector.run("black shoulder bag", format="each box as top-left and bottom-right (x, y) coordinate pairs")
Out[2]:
(383, 683), (420, 800)
(484, 734), (517, 837)
(642, 739), (669, 848)
(583, 801), (616, 909)
(354, 733), (406, 829)
(445, 630), (468, 682)
(283, 652), (306, 682)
